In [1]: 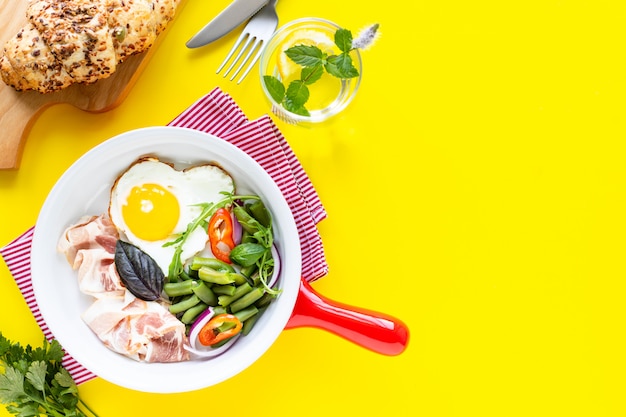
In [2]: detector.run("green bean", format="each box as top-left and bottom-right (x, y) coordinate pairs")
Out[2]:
(190, 257), (235, 273)
(212, 284), (236, 296)
(240, 264), (258, 279)
(188, 267), (200, 278)
(230, 287), (265, 313)
(248, 200), (271, 228)
(234, 305), (258, 323)
(181, 302), (208, 324)
(254, 291), (276, 308)
(233, 206), (262, 235)
(180, 270), (194, 281)
(198, 267), (246, 285)
(240, 230), (255, 244)
(217, 321), (237, 332)
(210, 336), (236, 349)
(242, 307), (266, 336)
(164, 280), (196, 297)
(191, 281), (217, 306)
(218, 283), (252, 307)
(169, 294), (200, 314)
(212, 305), (227, 315)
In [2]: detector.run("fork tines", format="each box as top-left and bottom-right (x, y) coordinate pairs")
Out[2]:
(216, 32), (266, 84)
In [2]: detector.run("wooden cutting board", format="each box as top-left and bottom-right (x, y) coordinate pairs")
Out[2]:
(0, 0), (182, 170)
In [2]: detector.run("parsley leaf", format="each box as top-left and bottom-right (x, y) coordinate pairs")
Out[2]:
(0, 367), (25, 404)
(25, 361), (47, 392)
(0, 332), (98, 417)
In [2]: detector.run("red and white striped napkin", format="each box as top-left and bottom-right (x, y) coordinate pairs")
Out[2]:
(0, 87), (328, 385)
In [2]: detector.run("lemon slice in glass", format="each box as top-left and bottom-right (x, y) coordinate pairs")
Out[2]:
(276, 29), (336, 82)
(275, 29), (343, 110)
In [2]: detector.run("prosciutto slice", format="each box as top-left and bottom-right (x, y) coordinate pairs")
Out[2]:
(58, 214), (189, 362)
(82, 291), (189, 362)
(57, 214), (125, 298)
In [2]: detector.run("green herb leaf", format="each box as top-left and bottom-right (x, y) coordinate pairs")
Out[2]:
(247, 200), (272, 228)
(301, 65), (324, 85)
(325, 53), (360, 79)
(334, 28), (354, 53)
(263, 75), (286, 103)
(230, 243), (266, 267)
(284, 101), (310, 116)
(0, 367), (25, 403)
(55, 368), (77, 389)
(285, 45), (325, 67)
(286, 80), (310, 107)
(115, 240), (165, 301)
(25, 361), (47, 392)
(0, 333), (97, 417)
(267, 24), (377, 118)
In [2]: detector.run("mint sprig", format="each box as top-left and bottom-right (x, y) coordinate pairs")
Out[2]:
(264, 24), (379, 117)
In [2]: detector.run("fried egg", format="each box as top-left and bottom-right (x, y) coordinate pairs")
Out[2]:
(108, 157), (235, 275)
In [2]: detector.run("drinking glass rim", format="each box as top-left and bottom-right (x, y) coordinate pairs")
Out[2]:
(259, 17), (363, 124)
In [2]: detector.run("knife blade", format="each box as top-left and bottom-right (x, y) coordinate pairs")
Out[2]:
(186, 0), (270, 48)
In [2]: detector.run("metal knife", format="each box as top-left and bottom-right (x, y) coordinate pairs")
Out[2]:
(186, 0), (270, 48)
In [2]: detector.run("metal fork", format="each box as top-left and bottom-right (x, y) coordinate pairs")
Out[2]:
(216, 0), (279, 84)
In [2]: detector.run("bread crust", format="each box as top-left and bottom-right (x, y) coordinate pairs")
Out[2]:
(0, 0), (179, 93)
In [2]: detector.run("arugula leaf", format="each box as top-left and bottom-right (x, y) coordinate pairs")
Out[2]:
(231, 201), (279, 295)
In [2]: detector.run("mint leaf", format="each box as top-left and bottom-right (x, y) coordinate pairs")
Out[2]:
(269, 24), (376, 119)
(285, 45), (325, 67)
(284, 100), (310, 116)
(285, 80), (310, 107)
(334, 28), (354, 53)
(263, 75), (285, 103)
(325, 53), (359, 79)
(301, 65), (324, 85)
(25, 361), (47, 392)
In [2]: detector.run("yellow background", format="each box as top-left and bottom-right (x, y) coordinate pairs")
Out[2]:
(2, 0), (626, 415)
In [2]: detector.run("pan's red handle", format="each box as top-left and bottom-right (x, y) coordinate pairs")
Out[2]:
(285, 279), (409, 356)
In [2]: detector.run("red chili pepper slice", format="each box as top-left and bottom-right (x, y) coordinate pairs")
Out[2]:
(208, 208), (235, 263)
(198, 313), (243, 346)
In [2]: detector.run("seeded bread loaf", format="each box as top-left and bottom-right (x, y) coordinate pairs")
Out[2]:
(0, 0), (179, 94)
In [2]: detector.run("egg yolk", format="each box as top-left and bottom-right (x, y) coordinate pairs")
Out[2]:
(122, 183), (180, 241)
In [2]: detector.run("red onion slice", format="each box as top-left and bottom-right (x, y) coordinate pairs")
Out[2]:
(185, 307), (239, 359)
(231, 211), (242, 245)
(267, 244), (281, 288)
